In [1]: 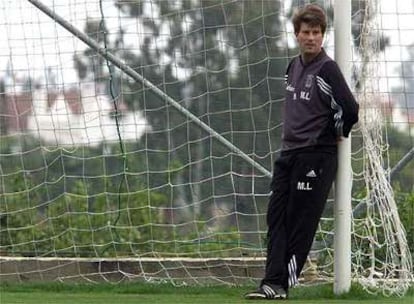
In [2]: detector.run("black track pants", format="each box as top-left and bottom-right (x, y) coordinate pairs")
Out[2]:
(262, 147), (338, 289)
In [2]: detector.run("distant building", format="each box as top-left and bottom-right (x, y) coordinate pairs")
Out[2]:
(2, 82), (150, 146)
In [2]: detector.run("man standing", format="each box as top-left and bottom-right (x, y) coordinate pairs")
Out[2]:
(245, 4), (359, 300)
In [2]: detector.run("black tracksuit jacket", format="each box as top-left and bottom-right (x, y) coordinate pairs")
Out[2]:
(282, 48), (359, 151)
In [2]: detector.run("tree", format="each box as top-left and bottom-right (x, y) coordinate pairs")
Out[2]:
(91, 0), (290, 223)
(0, 79), (6, 135)
(73, 19), (109, 83)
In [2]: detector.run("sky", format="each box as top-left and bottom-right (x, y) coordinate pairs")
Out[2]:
(0, 0), (413, 88)
(0, 1), (153, 144)
(0, 0), (127, 85)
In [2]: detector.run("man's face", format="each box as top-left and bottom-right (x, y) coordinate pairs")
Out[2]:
(295, 23), (324, 58)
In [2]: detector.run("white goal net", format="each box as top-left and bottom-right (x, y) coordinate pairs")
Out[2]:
(0, 0), (412, 296)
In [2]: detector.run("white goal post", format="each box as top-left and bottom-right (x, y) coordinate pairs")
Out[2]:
(333, 0), (353, 295)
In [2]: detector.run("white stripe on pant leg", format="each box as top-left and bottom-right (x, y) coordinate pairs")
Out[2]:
(288, 255), (299, 287)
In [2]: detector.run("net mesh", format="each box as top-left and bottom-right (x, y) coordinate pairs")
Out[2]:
(350, 0), (413, 295)
(0, 0), (412, 296)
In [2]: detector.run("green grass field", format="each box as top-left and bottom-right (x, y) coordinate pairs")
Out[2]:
(0, 282), (413, 304)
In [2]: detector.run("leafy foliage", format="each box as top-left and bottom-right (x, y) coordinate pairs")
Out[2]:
(0, 138), (241, 257)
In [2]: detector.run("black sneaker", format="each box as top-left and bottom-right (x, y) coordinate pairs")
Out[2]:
(244, 284), (287, 300)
